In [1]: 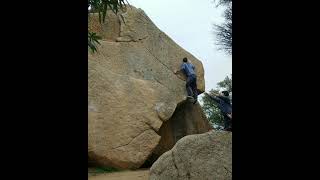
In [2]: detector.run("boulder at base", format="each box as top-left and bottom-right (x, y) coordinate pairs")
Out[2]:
(150, 131), (232, 180)
(150, 101), (212, 162)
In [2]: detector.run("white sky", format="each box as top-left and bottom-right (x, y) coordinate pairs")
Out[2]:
(128, 0), (232, 92)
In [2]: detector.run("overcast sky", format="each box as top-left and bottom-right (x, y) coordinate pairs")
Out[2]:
(128, 0), (232, 92)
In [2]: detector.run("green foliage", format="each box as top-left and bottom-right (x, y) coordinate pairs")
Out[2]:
(88, 0), (127, 23)
(217, 75), (232, 92)
(88, 166), (119, 176)
(201, 75), (232, 129)
(88, 32), (101, 53)
(95, 166), (119, 173)
(202, 90), (225, 128)
(88, 0), (127, 53)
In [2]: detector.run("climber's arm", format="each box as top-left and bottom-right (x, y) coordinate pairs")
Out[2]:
(174, 64), (185, 74)
(204, 92), (220, 103)
(174, 69), (181, 74)
(210, 92), (220, 97)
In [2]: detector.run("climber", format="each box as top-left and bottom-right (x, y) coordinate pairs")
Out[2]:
(174, 57), (198, 104)
(204, 91), (232, 131)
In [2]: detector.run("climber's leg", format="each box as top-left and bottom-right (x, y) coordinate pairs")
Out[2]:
(190, 75), (198, 104)
(223, 115), (232, 131)
(186, 76), (194, 97)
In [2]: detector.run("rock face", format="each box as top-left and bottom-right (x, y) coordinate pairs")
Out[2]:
(150, 131), (232, 180)
(151, 101), (212, 162)
(88, 6), (210, 169)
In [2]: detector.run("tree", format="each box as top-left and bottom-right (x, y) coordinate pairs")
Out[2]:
(88, 0), (127, 53)
(201, 75), (232, 129)
(213, 0), (232, 55)
(217, 75), (232, 92)
(215, 0), (232, 6)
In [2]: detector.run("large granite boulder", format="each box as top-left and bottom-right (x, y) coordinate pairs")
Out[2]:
(88, 6), (209, 169)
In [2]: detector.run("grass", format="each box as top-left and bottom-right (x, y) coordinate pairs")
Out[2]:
(88, 166), (120, 176)
(95, 167), (119, 173)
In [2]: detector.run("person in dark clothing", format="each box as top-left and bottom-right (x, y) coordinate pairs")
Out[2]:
(174, 57), (198, 104)
(205, 91), (232, 131)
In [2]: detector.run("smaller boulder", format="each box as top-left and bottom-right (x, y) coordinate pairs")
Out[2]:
(149, 130), (232, 180)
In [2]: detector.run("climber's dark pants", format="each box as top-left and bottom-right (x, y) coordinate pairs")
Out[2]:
(223, 114), (232, 130)
(186, 74), (198, 100)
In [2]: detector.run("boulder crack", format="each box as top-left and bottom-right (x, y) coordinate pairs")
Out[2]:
(111, 129), (149, 150)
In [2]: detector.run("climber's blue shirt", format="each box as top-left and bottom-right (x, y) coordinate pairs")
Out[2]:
(181, 62), (196, 77)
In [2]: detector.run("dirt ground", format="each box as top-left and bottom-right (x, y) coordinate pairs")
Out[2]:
(88, 169), (150, 180)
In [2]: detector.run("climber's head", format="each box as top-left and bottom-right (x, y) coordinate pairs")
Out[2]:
(221, 91), (229, 96)
(183, 57), (188, 62)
